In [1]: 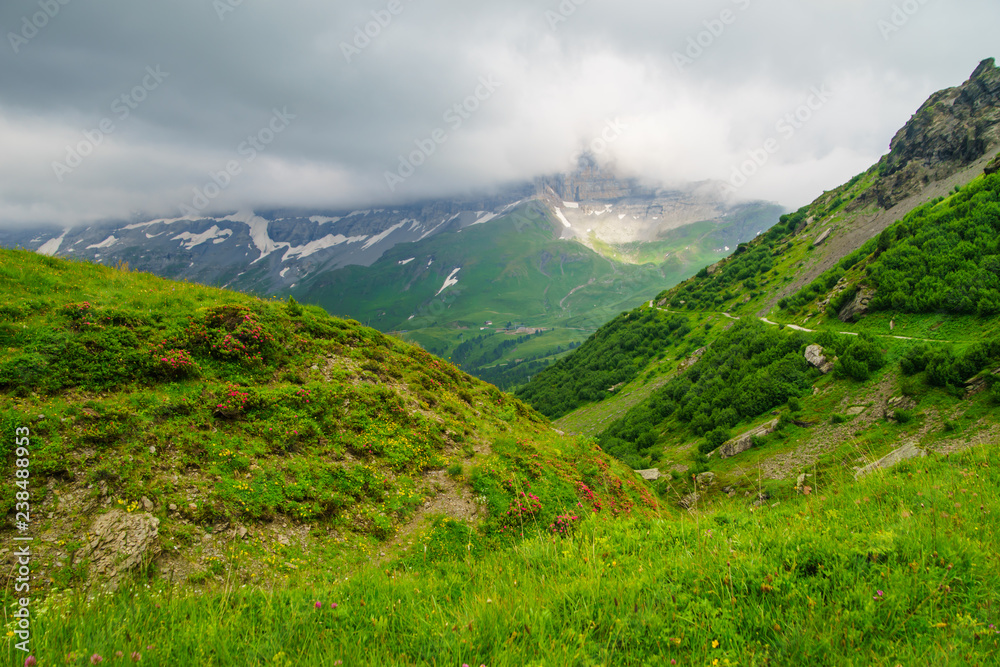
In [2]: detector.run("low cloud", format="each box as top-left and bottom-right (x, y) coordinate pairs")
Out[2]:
(0, 0), (995, 226)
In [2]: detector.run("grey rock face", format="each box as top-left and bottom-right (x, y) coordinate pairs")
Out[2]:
(855, 442), (926, 478)
(854, 59), (1000, 211)
(837, 286), (875, 323)
(805, 344), (835, 374)
(78, 510), (160, 584)
(717, 419), (779, 459)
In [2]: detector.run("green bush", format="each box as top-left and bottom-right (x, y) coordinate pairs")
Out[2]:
(893, 409), (914, 424)
(838, 335), (885, 381)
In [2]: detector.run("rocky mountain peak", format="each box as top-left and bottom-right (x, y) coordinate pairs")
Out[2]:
(857, 57), (1000, 210)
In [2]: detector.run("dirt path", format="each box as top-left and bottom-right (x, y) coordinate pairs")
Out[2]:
(655, 305), (963, 344)
(560, 279), (595, 309)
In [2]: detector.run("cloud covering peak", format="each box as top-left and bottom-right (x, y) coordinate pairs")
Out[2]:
(0, 0), (996, 226)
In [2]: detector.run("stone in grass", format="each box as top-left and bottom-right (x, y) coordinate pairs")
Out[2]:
(678, 492), (700, 510)
(805, 345), (834, 374)
(78, 510), (160, 586)
(716, 419), (779, 459)
(854, 442), (926, 478)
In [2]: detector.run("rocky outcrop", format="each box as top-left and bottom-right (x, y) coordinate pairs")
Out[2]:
(538, 153), (637, 201)
(716, 419), (779, 459)
(677, 347), (707, 373)
(986, 153), (1000, 175)
(964, 367), (1000, 396)
(695, 471), (716, 487)
(852, 59), (1000, 211)
(805, 344), (835, 374)
(678, 492), (700, 510)
(883, 395), (917, 420)
(813, 228), (831, 246)
(855, 442), (926, 478)
(635, 468), (661, 481)
(837, 286), (875, 323)
(77, 510), (160, 584)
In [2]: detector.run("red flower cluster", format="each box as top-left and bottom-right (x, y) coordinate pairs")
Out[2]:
(549, 514), (579, 537)
(504, 491), (541, 521)
(216, 383), (250, 416)
(154, 347), (197, 376)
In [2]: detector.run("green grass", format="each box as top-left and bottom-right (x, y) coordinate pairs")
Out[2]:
(16, 443), (1000, 665)
(0, 247), (655, 608)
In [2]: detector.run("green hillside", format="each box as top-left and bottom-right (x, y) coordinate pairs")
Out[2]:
(3, 237), (1000, 665)
(0, 248), (653, 588)
(521, 165), (1000, 470)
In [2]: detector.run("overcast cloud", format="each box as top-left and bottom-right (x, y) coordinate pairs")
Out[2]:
(0, 0), (996, 226)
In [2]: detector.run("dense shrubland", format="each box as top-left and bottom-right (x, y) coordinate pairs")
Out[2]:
(596, 320), (817, 467)
(515, 309), (692, 419)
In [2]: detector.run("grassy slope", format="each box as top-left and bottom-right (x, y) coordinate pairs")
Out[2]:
(519, 164), (1000, 529)
(24, 438), (1000, 665)
(0, 249), (653, 595)
(0, 245), (996, 664)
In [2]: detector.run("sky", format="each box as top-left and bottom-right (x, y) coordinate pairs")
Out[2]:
(0, 0), (997, 227)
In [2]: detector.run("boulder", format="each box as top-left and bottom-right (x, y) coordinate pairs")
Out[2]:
(813, 228), (831, 246)
(78, 510), (160, 584)
(635, 468), (661, 482)
(695, 472), (716, 487)
(855, 442), (926, 478)
(805, 345), (835, 374)
(717, 419), (779, 459)
(883, 395), (916, 420)
(837, 286), (874, 323)
(678, 492), (700, 510)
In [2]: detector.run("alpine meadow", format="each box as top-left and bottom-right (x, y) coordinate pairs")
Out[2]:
(2, 2), (1000, 665)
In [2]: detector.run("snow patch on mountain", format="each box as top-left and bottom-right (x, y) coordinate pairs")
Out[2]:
(436, 268), (461, 296)
(554, 209), (572, 229)
(37, 229), (70, 256)
(172, 226), (234, 250)
(470, 211), (498, 226)
(309, 216), (342, 225)
(124, 216), (197, 230)
(398, 257), (415, 265)
(87, 235), (118, 250)
(419, 217), (451, 241)
(221, 210), (284, 263)
(363, 221), (407, 250)
(282, 233), (368, 261)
